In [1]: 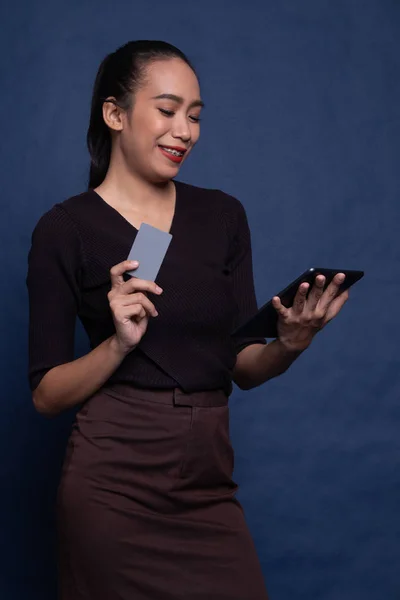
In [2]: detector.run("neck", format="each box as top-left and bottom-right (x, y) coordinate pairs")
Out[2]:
(96, 157), (174, 211)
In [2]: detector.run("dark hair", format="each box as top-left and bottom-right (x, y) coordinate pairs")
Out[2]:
(86, 40), (196, 189)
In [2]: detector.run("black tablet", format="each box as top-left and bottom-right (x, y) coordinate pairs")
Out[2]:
(232, 267), (364, 339)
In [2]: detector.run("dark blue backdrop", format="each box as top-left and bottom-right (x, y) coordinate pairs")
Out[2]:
(1, 1), (399, 598)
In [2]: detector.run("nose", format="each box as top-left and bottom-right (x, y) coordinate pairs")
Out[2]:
(171, 115), (191, 143)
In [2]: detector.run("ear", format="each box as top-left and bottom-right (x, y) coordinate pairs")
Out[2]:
(102, 97), (125, 132)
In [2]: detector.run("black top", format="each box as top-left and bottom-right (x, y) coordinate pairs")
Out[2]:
(27, 180), (266, 396)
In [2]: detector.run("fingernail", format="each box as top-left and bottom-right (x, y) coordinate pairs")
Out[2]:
(130, 260), (139, 266)
(156, 285), (163, 293)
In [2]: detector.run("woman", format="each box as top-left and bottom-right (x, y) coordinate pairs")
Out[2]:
(27, 40), (349, 599)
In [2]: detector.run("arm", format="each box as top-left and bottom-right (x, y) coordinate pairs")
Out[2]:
(225, 196), (294, 391)
(33, 259), (161, 416)
(233, 273), (350, 390)
(225, 195), (268, 364)
(27, 205), (119, 415)
(27, 206), (160, 416)
(33, 335), (128, 416)
(233, 341), (303, 390)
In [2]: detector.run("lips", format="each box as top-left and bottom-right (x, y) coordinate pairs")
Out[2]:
(161, 145), (187, 153)
(158, 145), (187, 164)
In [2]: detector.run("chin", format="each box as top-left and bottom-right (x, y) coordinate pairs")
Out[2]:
(150, 165), (181, 184)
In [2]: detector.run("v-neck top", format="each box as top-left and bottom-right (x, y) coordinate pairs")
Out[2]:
(91, 185), (178, 234)
(26, 180), (266, 396)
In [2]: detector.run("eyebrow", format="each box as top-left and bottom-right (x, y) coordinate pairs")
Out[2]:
(152, 93), (205, 109)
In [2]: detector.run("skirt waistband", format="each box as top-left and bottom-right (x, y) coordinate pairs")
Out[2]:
(102, 383), (229, 408)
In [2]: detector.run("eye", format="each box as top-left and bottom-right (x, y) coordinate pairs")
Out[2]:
(158, 107), (201, 123)
(158, 108), (174, 117)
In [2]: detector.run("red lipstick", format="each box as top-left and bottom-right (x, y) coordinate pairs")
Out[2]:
(158, 145), (187, 164)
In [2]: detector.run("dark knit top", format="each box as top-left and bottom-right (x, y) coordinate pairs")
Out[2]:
(27, 180), (266, 395)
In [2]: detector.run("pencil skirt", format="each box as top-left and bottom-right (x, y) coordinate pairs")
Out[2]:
(57, 384), (268, 599)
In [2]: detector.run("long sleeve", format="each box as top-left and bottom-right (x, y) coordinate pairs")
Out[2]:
(26, 205), (83, 391)
(227, 198), (267, 354)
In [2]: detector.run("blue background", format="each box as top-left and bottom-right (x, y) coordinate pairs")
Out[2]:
(1, 1), (399, 598)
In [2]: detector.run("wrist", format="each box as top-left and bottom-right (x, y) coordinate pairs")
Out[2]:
(275, 336), (310, 355)
(108, 335), (136, 360)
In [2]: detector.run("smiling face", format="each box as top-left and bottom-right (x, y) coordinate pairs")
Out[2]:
(106, 58), (203, 184)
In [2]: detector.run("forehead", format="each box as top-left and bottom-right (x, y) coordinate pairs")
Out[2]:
(140, 58), (201, 100)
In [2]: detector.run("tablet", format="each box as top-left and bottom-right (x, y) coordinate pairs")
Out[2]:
(232, 267), (364, 339)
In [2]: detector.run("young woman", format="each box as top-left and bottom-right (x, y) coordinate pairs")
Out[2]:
(27, 40), (349, 600)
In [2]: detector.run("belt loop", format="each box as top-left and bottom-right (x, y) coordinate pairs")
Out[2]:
(173, 388), (195, 407)
(173, 388), (180, 406)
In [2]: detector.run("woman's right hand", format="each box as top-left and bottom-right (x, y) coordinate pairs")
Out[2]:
(108, 260), (163, 356)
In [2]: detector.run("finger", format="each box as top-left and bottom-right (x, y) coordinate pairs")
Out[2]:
(292, 282), (309, 314)
(119, 292), (159, 317)
(122, 276), (163, 297)
(123, 304), (149, 321)
(306, 275), (325, 311)
(112, 303), (146, 323)
(272, 296), (290, 320)
(114, 302), (153, 323)
(110, 260), (139, 288)
(324, 289), (349, 323)
(319, 273), (346, 311)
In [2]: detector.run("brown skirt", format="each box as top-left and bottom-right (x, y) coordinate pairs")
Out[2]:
(57, 384), (268, 599)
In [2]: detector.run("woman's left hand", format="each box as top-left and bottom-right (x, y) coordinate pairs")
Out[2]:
(272, 273), (350, 352)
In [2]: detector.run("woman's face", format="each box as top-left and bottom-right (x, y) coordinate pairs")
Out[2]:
(117, 58), (203, 183)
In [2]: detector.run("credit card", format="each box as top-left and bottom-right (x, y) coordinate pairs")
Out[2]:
(126, 222), (173, 282)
